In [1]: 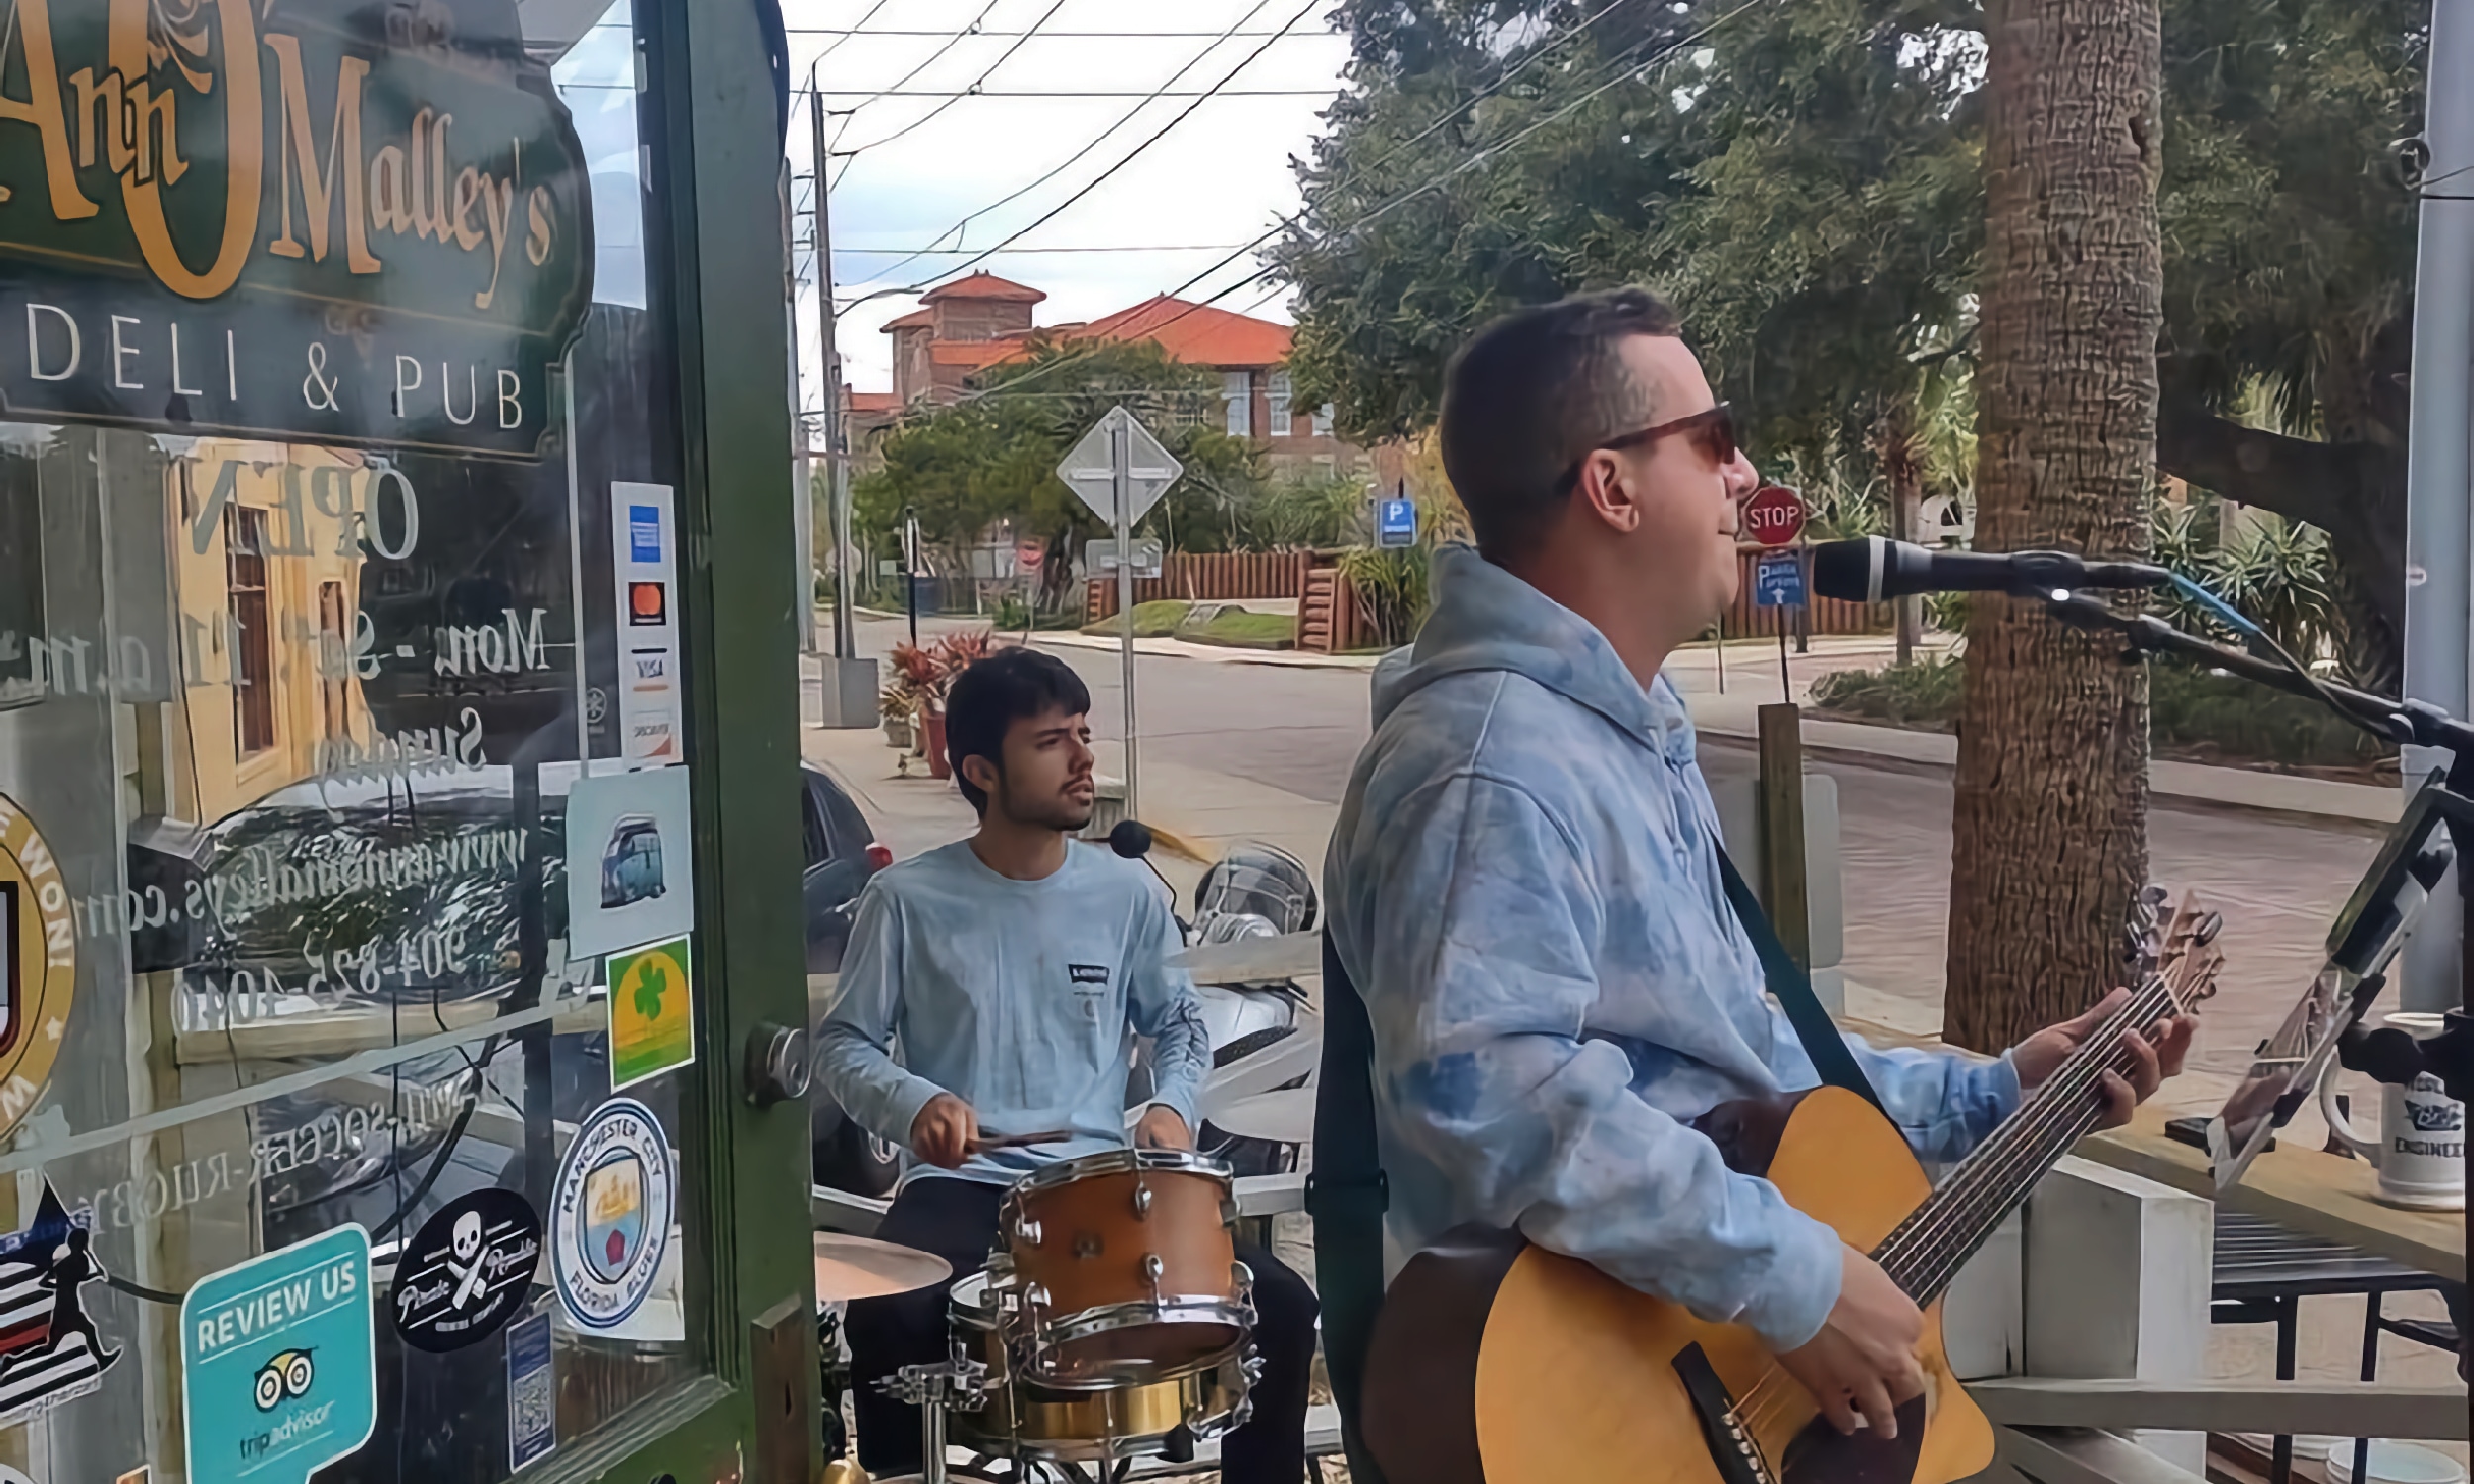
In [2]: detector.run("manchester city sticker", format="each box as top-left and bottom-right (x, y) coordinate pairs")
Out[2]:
(549, 1098), (674, 1330)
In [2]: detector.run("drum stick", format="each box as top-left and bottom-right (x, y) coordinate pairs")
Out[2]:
(966, 1129), (1074, 1154)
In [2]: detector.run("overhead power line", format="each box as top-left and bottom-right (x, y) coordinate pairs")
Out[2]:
(830, 0), (1071, 160)
(791, 28), (1317, 38)
(835, 0), (1281, 290)
(836, 0), (1326, 311)
(827, 0), (1007, 122)
(810, 0), (894, 63)
(814, 87), (1336, 98)
(964, 0), (1763, 406)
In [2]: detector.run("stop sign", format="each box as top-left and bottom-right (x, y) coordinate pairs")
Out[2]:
(1741, 485), (1807, 548)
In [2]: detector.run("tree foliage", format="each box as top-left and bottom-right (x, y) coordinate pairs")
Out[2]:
(1280, 0), (2428, 686)
(852, 341), (1265, 600)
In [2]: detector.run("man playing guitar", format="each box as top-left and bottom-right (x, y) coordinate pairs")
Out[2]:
(1323, 289), (2193, 1443)
(818, 647), (1319, 1481)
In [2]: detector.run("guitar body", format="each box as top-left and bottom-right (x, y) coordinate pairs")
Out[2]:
(1362, 1086), (1997, 1484)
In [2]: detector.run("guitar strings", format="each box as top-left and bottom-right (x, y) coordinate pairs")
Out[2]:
(1875, 903), (2215, 1290)
(1729, 944), (2209, 1437)
(1730, 986), (2174, 1436)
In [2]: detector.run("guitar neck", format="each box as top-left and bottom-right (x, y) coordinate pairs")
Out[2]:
(1871, 975), (2186, 1305)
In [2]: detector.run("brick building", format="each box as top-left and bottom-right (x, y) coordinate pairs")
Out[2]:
(854, 271), (1363, 474)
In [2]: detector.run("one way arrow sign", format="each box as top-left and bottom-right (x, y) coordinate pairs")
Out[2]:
(1058, 406), (1184, 527)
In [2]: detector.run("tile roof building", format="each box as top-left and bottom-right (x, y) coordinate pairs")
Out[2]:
(858, 272), (1360, 472)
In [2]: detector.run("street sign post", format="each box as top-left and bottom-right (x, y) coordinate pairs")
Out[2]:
(1753, 552), (1806, 607)
(1059, 407), (1183, 817)
(1377, 496), (1418, 549)
(1742, 484), (1807, 547)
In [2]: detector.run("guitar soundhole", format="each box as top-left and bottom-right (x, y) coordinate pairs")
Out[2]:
(1779, 1394), (1927, 1484)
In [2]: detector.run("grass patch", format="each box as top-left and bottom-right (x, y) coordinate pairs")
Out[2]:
(1082, 599), (1191, 637)
(1194, 608), (1295, 649)
(1810, 655), (2392, 770)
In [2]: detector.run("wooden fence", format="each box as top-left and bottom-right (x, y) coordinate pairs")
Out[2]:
(1085, 550), (1316, 620)
(1720, 546), (1892, 639)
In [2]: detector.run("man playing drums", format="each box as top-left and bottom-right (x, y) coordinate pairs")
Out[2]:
(817, 647), (1319, 1481)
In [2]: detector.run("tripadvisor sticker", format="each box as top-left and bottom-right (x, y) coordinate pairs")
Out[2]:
(181, 1225), (375, 1484)
(606, 936), (694, 1090)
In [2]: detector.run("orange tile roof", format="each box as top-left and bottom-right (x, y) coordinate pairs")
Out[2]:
(847, 391), (902, 414)
(921, 271), (1046, 304)
(882, 307), (935, 331)
(1077, 295), (1292, 368)
(930, 341), (1021, 369)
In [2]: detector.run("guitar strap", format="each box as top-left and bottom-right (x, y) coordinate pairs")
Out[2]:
(1308, 930), (1391, 1484)
(1714, 844), (1886, 1114)
(1309, 846), (1879, 1484)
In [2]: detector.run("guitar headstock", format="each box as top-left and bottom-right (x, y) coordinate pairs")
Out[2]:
(2122, 884), (2224, 1017)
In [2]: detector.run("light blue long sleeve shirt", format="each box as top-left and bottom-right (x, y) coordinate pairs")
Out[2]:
(816, 839), (1210, 1188)
(1326, 545), (2020, 1352)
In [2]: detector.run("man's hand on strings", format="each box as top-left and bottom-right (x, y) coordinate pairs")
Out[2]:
(2010, 987), (2194, 1130)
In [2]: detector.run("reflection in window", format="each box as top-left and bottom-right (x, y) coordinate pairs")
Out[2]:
(1268, 371), (1292, 435)
(226, 506), (275, 756)
(318, 580), (349, 741)
(0, 435), (40, 708)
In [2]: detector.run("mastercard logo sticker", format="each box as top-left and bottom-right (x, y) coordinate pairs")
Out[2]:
(627, 581), (667, 627)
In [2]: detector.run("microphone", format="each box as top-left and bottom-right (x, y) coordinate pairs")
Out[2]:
(1107, 819), (1154, 859)
(1811, 537), (2172, 603)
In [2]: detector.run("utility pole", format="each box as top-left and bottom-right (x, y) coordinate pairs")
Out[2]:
(2401, 0), (2474, 1017)
(807, 72), (876, 726)
(811, 76), (856, 662)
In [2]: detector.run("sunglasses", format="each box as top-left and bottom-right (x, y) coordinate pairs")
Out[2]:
(1560, 402), (1741, 491)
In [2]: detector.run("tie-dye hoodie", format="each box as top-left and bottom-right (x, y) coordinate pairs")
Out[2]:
(1325, 544), (2020, 1351)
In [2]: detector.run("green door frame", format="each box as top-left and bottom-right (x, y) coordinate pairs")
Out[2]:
(532, 1), (818, 1479)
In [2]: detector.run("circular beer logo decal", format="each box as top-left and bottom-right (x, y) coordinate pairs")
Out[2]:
(549, 1098), (673, 1330)
(0, 793), (77, 1139)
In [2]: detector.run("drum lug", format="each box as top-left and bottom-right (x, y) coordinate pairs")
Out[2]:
(1132, 1179), (1153, 1219)
(1142, 1253), (1166, 1304)
(1014, 1216), (1043, 1248)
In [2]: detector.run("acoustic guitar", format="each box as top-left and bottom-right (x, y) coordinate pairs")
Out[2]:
(1361, 889), (2224, 1484)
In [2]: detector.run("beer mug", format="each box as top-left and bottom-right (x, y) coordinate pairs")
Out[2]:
(2317, 1012), (2465, 1211)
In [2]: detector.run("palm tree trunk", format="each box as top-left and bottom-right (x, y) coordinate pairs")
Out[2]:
(1946, 0), (2162, 1053)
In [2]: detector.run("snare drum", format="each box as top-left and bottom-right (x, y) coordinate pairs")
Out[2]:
(948, 1271), (1253, 1463)
(1000, 1148), (1251, 1383)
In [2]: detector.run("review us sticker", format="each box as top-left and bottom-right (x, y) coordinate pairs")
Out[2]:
(181, 1225), (375, 1484)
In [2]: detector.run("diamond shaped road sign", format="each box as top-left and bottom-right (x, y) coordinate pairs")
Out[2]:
(1059, 406), (1184, 527)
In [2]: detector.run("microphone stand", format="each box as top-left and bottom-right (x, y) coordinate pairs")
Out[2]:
(2038, 591), (2473, 1356)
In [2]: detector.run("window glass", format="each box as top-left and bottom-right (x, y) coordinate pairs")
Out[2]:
(1222, 371), (1252, 437)
(0, 0), (713, 1477)
(1268, 371), (1293, 434)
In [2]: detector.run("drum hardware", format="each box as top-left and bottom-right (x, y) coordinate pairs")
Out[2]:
(874, 1357), (990, 1484)
(1130, 1181), (1152, 1217)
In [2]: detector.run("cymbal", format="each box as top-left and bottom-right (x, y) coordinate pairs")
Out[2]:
(1205, 1087), (1314, 1146)
(814, 1230), (953, 1303)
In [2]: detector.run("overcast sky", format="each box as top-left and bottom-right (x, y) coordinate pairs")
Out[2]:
(782, 0), (1353, 407)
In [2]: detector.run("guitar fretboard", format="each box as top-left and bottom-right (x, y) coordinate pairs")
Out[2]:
(1870, 893), (2220, 1304)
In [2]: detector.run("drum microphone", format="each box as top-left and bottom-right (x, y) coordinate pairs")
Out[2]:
(1810, 536), (2173, 603)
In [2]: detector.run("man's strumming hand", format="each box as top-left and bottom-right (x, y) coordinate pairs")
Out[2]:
(1777, 1246), (1926, 1439)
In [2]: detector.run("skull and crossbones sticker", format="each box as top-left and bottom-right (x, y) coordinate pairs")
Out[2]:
(387, 1189), (544, 1353)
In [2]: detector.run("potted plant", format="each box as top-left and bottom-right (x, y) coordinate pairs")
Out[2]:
(916, 630), (998, 780)
(882, 641), (940, 750)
